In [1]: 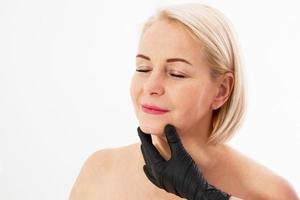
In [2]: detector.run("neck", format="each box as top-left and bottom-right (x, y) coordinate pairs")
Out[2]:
(151, 115), (222, 172)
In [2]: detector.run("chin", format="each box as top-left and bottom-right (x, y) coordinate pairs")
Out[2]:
(138, 122), (166, 136)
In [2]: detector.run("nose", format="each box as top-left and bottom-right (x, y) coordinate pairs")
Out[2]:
(144, 70), (165, 96)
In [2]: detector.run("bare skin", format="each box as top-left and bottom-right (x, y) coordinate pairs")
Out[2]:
(69, 142), (298, 200)
(70, 19), (299, 200)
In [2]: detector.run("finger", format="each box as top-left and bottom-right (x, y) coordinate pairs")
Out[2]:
(137, 126), (151, 143)
(138, 129), (152, 166)
(164, 124), (184, 155)
(137, 126), (166, 164)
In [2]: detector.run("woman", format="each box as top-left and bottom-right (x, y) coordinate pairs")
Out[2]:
(69, 3), (299, 200)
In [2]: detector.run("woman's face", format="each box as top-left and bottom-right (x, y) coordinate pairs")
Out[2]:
(130, 20), (219, 137)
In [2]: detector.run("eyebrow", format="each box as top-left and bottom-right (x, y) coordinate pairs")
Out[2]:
(136, 54), (192, 66)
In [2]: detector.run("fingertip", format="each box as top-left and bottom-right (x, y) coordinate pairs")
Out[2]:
(137, 126), (147, 138)
(164, 124), (175, 132)
(137, 126), (153, 145)
(164, 124), (179, 143)
(137, 126), (143, 134)
(137, 127), (144, 139)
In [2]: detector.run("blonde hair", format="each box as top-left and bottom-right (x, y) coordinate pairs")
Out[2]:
(140, 3), (246, 144)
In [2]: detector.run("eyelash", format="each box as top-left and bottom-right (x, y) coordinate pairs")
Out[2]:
(135, 69), (185, 78)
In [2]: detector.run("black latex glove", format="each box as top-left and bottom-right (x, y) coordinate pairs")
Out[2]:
(137, 124), (231, 200)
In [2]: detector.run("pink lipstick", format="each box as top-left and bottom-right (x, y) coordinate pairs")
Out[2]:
(141, 104), (169, 115)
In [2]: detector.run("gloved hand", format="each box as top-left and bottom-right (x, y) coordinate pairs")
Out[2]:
(137, 124), (231, 200)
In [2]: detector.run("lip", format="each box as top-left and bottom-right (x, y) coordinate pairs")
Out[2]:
(141, 104), (169, 115)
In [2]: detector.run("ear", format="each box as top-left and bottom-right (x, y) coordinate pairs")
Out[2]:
(211, 72), (234, 110)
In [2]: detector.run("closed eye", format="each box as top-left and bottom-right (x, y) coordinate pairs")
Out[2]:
(135, 69), (185, 78)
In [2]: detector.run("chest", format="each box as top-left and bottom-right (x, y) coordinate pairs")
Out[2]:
(100, 166), (186, 200)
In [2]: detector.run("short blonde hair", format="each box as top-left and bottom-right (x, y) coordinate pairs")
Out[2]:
(140, 3), (246, 144)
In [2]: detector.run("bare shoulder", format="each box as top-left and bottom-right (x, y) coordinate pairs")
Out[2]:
(69, 143), (140, 200)
(222, 145), (299, 200)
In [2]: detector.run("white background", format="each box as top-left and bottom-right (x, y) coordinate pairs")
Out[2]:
(0, 0), (299, 199)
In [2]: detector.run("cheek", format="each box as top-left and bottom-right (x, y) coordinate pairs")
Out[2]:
(173, 83), (213, 120)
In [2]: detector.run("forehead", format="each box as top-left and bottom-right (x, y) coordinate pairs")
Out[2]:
(137, 20), (203, 62)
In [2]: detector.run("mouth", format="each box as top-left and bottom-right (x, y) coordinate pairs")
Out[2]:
(142, 104), (169, 111)
(141, 104), (169, 115)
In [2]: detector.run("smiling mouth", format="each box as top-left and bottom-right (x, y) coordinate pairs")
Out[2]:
(141, 106), (169, 115)
(142, 104), (169, 112)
